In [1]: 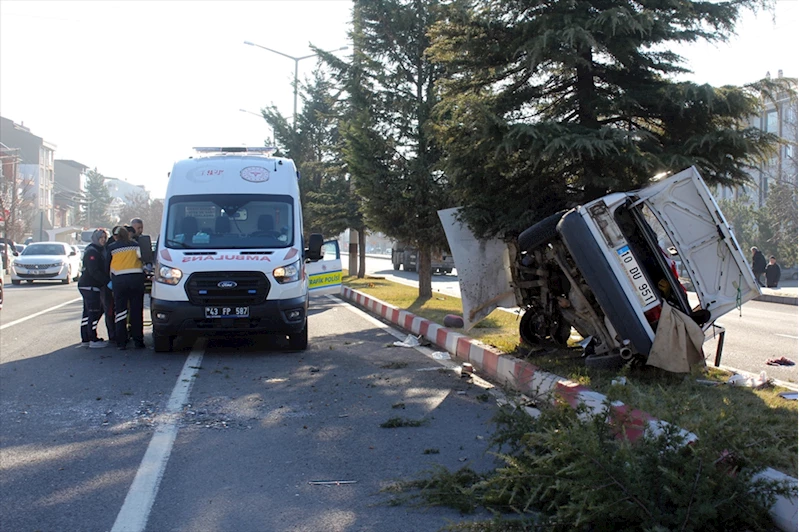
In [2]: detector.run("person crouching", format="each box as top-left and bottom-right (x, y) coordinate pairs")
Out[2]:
(107, 225), (146, 350)
(78, 229), (110, 348)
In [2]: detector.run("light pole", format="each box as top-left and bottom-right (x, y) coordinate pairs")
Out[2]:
(243, 41), (348, 129)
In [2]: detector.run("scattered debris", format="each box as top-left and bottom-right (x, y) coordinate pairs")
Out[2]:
(393, 334), (420, 348)
(778, 392), (798, 401)
(727, 371), (770, 388)
(611, 377), (627, 386)
(766, 357), (795, 366)
(308, 480), (357, 486)
(431, 351), (451, 360)
(695, 379), (723, 386)
(461, 363), (474, 377)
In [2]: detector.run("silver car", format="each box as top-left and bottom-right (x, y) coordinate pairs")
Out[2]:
(10, 242), (82, 285)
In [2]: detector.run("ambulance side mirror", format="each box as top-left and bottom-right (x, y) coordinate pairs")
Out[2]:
(306, 233), (324, 262)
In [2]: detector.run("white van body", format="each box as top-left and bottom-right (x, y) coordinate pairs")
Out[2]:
(150, 147), (341, 352)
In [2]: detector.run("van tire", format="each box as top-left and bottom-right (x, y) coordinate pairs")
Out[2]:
(518, 210), (568, 252)
(153, 333), (174, 353)
(288, 322), (308, 351)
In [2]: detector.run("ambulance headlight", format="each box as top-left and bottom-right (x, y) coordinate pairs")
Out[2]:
(273, 260), (300, 284)
(156, 265), (183, 285)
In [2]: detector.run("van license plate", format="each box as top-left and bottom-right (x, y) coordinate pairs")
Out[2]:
(205, 306), (249, 318)
(616, 246), (658, 306)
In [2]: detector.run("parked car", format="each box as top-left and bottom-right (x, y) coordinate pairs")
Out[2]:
(781, 265), (798, 281)
(442, 166), (760, 369)
(10, 242), (82, 285)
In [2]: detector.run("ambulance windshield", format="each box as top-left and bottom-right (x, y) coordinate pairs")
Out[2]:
(164, 194), (294, 249)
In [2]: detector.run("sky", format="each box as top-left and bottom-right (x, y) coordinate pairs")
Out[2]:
(0, 0), (796, 200)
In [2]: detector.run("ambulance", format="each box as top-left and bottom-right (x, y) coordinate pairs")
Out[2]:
(150, 147), (342, 352)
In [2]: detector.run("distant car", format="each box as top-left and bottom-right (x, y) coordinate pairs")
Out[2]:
(782, 265), (798, 281)
(10, 242), (82, 285)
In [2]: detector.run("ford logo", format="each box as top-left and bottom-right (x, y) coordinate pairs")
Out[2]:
(217, 281), (238, 289)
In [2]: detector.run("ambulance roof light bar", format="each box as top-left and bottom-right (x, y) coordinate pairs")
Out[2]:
(192, 146), (277, 155)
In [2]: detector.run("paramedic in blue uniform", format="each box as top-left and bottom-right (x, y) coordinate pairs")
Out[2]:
(77, 229), (110, 348)
(107, 225), (146, 350)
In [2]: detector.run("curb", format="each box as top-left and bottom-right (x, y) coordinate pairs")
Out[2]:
(756, 294), (798, 306)
(341, 286), (798, 531)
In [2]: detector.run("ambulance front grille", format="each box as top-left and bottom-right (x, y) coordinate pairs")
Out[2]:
(184, 271), (269, 305)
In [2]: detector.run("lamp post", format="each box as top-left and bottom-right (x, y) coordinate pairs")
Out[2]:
(244, 41), (348, 129)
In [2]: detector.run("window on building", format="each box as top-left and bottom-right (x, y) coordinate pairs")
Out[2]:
(766, 110), (779, 134)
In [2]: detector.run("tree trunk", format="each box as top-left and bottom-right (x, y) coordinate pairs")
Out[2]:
(358, 229), (366, 278)
(417, 244), (432, 298)
(348, 229), (358, 277)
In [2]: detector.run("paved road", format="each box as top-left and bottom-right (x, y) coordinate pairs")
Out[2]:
(347, 253), (798, 387)
(0, 281), (503, 532)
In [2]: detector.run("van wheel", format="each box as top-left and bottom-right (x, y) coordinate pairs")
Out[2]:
(519, 310), (543, 345)
(288, 323), (308, 351)
(518, 210), (568, 252)
(153, 333), (174, 353)
(63, 268), (72, 284)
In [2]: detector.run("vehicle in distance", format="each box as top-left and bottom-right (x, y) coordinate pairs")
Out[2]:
(10, 242), (82, 285)
(442, 166), (760, 368)
(391, 242), (454, 274)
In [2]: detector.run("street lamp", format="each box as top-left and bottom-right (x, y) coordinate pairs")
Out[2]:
(244, 41), (348, 129)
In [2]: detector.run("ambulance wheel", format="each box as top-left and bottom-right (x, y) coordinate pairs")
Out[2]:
(288, 322), (308, 351)
(153, 332), (174, 353)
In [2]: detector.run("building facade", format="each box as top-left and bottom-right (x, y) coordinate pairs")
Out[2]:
(0, 116), (57, 240)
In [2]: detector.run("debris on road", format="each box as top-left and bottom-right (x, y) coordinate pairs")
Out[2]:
(308, 480), (357, 486)
(431, 351), (450, 360)
(393, 334), (420, 348)
(766, 357), (795, 366)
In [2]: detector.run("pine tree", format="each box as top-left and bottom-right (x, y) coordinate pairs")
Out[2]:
(428, 0), (781, 239)
(83, 168), (113, 228)
(342, 0), (452, 297)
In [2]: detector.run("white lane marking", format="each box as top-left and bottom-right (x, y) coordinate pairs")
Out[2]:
(111, 339), (206, 532)
(0, 297), (82, 331)
(775, 334), (798, 339)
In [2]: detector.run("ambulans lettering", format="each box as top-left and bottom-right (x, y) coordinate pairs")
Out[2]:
(181, 255), (271, 263)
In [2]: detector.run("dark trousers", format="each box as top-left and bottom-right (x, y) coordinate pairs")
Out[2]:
(100, 286), (116, 342)
(80, 288), (103, 342)
(113, 273), (145, 347)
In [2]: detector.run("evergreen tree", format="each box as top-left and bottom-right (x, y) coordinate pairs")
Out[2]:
(343, 0), (452, 297)
(83, 168), (113, 228)
(262, 67), (367, 275)
(428, 0), (781, 239)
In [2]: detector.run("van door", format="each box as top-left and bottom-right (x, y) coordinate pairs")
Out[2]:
(636, 166), (761, 323)
(307, 239), (343, 296)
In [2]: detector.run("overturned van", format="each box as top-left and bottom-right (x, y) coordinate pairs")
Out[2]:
(150, 147), (341, 352)
(440, 166), (760, 369)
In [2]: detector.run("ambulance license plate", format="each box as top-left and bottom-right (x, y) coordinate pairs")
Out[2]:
(205, 306), (249, 318)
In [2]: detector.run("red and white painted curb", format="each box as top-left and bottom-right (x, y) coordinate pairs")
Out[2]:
(341, 286), (797, 531)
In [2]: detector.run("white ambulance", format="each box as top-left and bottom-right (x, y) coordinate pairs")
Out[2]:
(150, 147), (342, 352)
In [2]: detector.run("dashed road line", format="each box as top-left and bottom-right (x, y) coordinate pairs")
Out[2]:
(110, 339), (206, 532)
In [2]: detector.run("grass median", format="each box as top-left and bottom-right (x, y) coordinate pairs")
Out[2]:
(342, 272), (798, 476)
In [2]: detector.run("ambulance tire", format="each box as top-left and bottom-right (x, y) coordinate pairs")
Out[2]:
(153, 332), (174, 353)
(288, 322), (308, 351)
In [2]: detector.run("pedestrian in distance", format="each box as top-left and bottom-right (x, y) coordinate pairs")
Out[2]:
(77, 229), (110, 348)
(765, 256), (781, 288)
(751, 246), (767, 287)
(107, 225), (146, 350)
